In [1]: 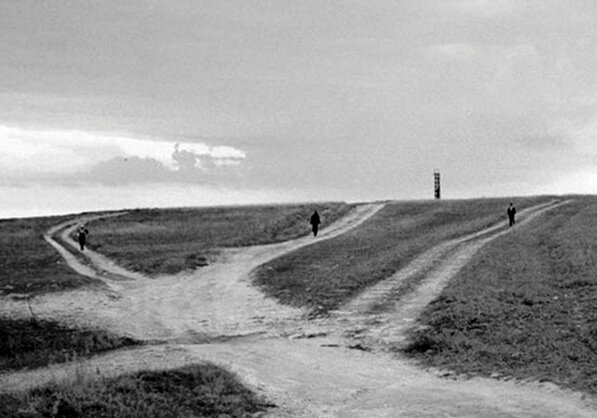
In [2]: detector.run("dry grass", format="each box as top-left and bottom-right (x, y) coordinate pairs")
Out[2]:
(402, 196), (597, 395)
(0, 203), (355, 411)
(0, 318), (139, 372)
(253, 196), (553, 316)
(84, 202), (353, 275)
(0, 364), (273, 417)
(0, 216), (97, 295)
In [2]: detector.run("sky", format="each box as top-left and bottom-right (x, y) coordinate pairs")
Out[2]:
(1, 0), (596, 218)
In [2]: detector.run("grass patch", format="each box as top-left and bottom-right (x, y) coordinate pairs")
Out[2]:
(402, 196), (597, 395)
(253, 196), (554, 316)
(0, 364), (273, 417)
(0, 318), (139, 372)
(84, 202), (353, 276)
(367, 269), (430, 314)
(0, 216), (98, 295)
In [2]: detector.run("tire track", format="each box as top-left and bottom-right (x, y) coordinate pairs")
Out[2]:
(0, 203), (385, 341)
(331, 200), (571, 349)
(2, 199), (595, 417)
(1, 336), (594, 417)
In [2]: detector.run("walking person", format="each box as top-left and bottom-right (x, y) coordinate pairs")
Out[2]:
(507, 202), (516, 227)
(77, 224), (89, 251)
(310, 210), (321, 237)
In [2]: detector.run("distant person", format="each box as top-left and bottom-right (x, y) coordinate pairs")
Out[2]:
(77, 225), (89, 251)
(507, 203), (516, 227)
(310, 210), (321, 237)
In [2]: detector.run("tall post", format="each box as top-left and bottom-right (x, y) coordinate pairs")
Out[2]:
(434, 169), (441, 199)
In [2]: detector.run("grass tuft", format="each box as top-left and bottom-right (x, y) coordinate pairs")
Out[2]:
(1, 364), (273, 418)
(403, 334), (444, 354)
(0, 216), (98, 295)
(402, 197), (597, 395)
(253, 197), (554, 316)
(84, 202), (353, 276)
(0, 318), (139, 372)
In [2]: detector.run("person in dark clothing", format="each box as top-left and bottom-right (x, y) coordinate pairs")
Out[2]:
(77, 225), (89, 251)
(507, 202), (516, 227)
(310, 210), (321, 237)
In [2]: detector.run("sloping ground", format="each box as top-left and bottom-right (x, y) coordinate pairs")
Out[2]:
(1, 360), (272, 418)
(328, 200), (569, 350)
(83, 202), (354, 276)
(253, 196), (554, 315)
(1, 199), (595, 417)
(1, 339), (593, 418)
(0, 215), (98, 295)
(0, 204), (384, 341)
(404, 196), (597, 394)
(0, 317), (137, 372)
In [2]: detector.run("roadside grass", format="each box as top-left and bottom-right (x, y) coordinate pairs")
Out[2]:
(402, 197), (597, 395)
(0, 216), (142, 376)
(0, 364), (273, 418)
(0, 216), (98, 295)
(252, 197), (554, 316)
(84, 202), (353, 276)
(0, 318), (139, 372)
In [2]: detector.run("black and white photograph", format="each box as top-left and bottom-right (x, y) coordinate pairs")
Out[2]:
(1, 1), (596, 417)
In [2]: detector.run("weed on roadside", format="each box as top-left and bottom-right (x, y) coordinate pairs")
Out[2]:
(0, 364), (273, 418)
(0, 318), (139, 372)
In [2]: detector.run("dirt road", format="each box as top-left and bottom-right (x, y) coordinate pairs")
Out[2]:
(328, 200), (572, 350)
(1, 200), (595, 417)
(0, 204), (384, 340)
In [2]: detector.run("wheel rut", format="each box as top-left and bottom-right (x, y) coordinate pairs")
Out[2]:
(1, 199), (595, 417)
(328, 200), (572, 350)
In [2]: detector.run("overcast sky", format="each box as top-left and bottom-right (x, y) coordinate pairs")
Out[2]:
(1, 0), (596, 217)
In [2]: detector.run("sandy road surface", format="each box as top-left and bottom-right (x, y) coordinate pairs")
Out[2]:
(1, 338), (593, 418)
(1, 200), (596, 417)
(0, 203), (384, 340)
(327, 200), (571, 349)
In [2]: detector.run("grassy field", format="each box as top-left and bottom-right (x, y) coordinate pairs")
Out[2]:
(0, 364), (272, 417)
(0, 318), (139, 372)
(402, 196), (597, 395)
(1, 207), (279, 416)
(6, 196), (593, 411)
(84, 202), (353, 275)
(252, 197), (554, 316)
(0, 215), (99, 295)
(0, 215), (144, 385)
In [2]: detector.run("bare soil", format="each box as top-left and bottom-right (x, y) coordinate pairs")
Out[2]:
(81, 202), (354, 276)
(404, 197), (597, 395)
(1, 201), (595, 417)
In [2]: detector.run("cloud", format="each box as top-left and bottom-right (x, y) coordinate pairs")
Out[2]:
(77, 157), (172, 186)
(566, 120), (597, 157)
(172, 145), (200, 171)
(0, 183), (307, 219)
(543, 117), (597, 157)
(539, 167), (597, 195)
(429, 43), (477, 60)
(75, 155), (245, 186)
(426, 42), (538, 69)
(446, 0), (521, 18)
(0, 125), (246, 185)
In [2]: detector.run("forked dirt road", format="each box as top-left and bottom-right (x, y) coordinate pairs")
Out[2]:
(1, 201), (595, 417)
(1, 204), (384, 341)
